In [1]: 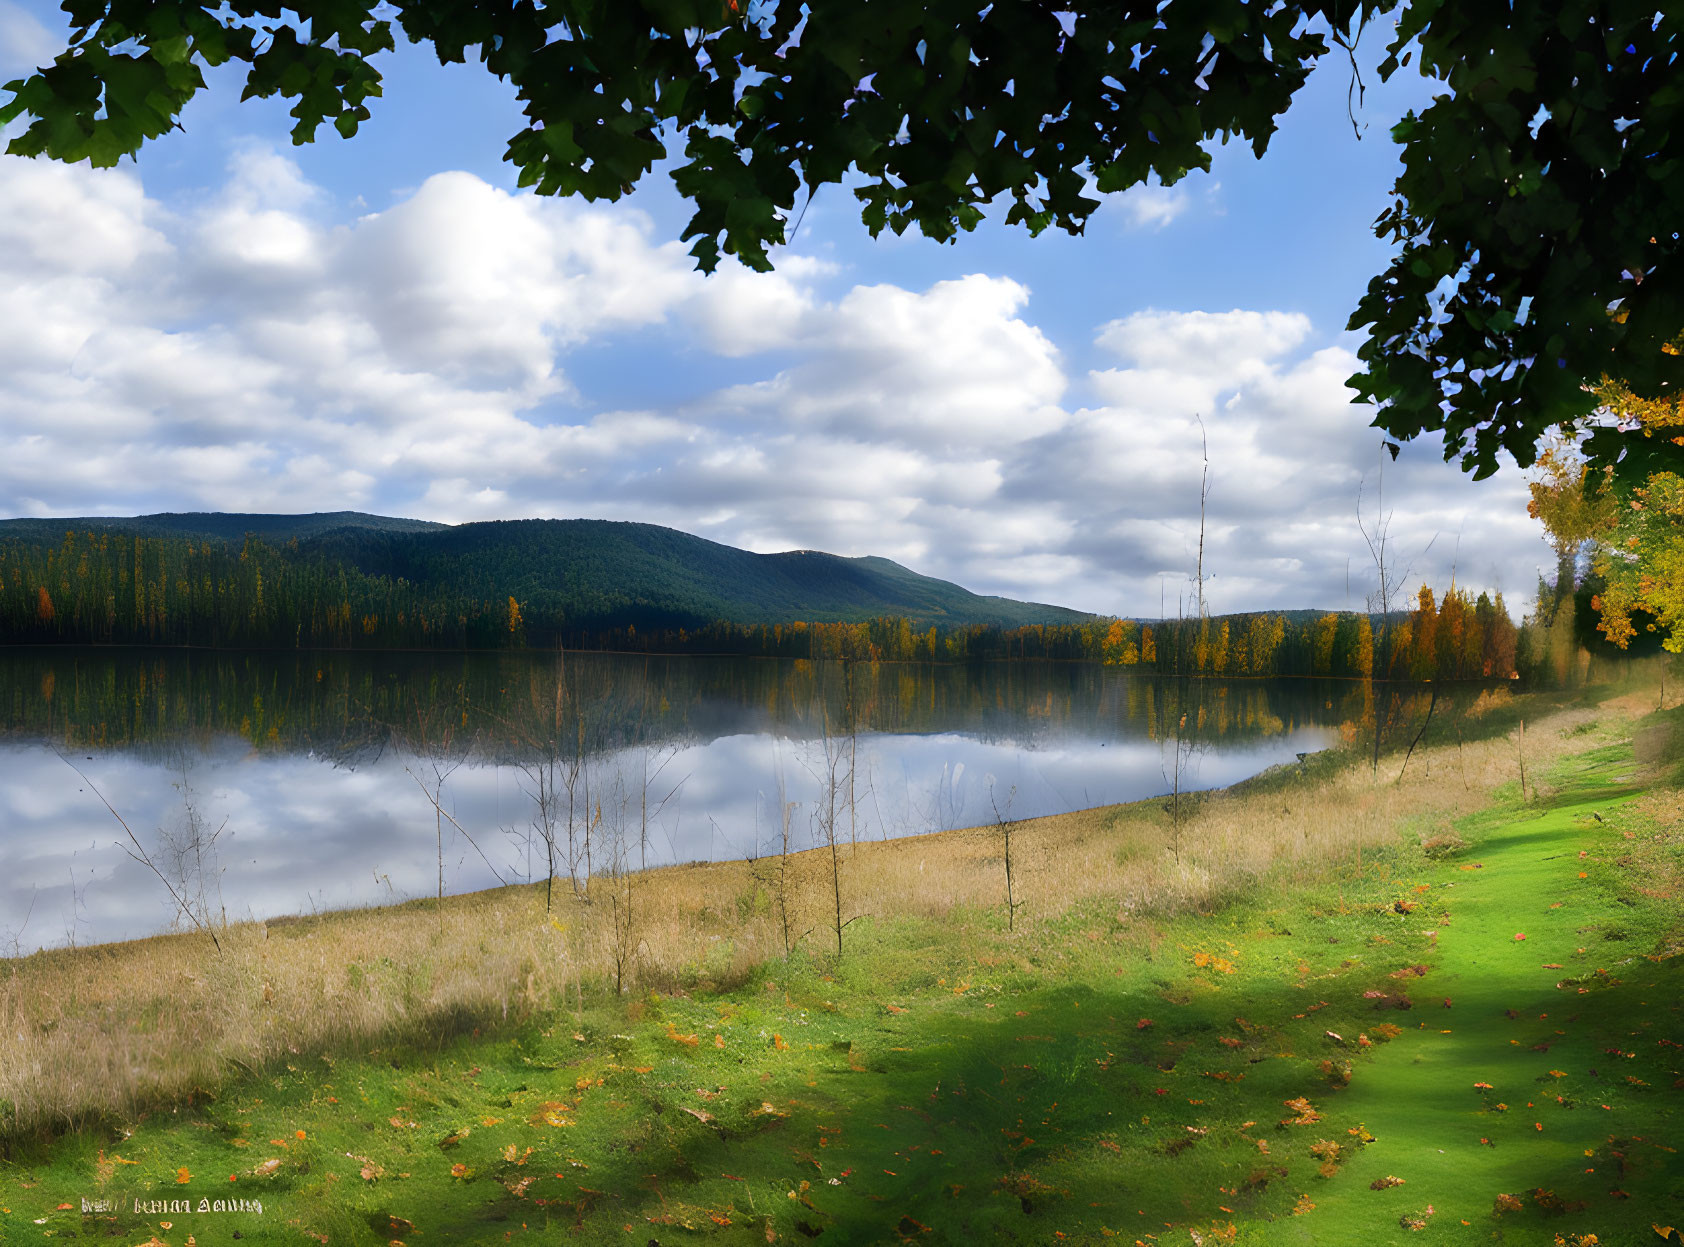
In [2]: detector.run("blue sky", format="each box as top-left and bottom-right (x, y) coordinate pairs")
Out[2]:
(0, 1), (1554, 616)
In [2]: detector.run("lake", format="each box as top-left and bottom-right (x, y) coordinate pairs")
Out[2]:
(0, 648), (1361, 952)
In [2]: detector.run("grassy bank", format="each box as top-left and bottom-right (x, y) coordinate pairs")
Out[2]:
(1, 683), (1680, 1244)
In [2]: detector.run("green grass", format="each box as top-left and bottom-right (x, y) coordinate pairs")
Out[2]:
(2, 719), (1680, 1245)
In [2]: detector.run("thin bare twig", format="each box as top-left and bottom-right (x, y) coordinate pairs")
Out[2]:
(405, 767), (508, 887)
(57, 750), (221, 953)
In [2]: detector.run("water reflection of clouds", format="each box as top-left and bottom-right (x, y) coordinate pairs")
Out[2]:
(0, 724), (1331, 953)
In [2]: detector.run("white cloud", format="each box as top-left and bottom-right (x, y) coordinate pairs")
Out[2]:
(0, 0), (58, 75)
(730, 275), (1067, 451)
(1109, 183), (1191, 230)
(0, 147), (1556, 619)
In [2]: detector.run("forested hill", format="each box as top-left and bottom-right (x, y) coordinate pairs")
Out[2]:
(0, 513), (1094, 647)
(300, 518), (1092, 628)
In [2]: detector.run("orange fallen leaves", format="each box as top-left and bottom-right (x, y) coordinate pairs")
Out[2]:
(1370, 1175), (1406, 1190)
(175, 1166), (191, 1184)
(1280, 1097), (1321, 1126)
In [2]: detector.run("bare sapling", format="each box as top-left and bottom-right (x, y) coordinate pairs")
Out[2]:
(405, 716), (505, 927)
(57, 752), (223, 954)
(768, 739), (803, 958)
(521, 646), (567, 913)
(165, 763), (229, 939)
(63, 860), (88, 949)
(1161, 415), (1212, 866)
(500, 648), (587, 911)
(1162, 674), (1204, 866)
(989, 781), (1023, 931)
(571, 711), (590, 897)
(637, 742), (686, 879)
(601, 772), (635, 994)
(522, 745), (560, 911)
(2, 889), (37, 959)
(845, 656), (859, 856)
(1357, 461), (1409, 779)
(405, 705), (460, 927)
(1516, 717), (1528, 800)
(805, 698), (859, 957)
(1395, 682), (1440, 785)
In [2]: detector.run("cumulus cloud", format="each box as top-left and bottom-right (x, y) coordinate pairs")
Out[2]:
(1109, 183), (1192, 230)
(0, 147), (1554, 618)
(1006, 310), (1547, 614)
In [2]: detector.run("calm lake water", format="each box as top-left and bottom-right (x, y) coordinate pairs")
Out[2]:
(0, 649), (1360, 952)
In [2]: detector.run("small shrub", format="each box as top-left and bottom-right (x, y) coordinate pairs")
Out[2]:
(1421, 831), (1468, 858)
(1400, 1205), (1435, 1231)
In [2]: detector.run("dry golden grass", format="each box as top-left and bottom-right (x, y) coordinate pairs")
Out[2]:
(0, 691), (1637, 1137)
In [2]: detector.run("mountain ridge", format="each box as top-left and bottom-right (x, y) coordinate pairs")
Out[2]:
(0, 510), (1096, 629)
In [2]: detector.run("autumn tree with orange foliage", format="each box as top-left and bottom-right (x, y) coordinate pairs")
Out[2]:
(1528, 372), (1684, 655)
(1585, 377), (1684, 653)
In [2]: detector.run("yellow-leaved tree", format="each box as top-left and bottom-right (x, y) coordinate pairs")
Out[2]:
(1586, 377), (1684, 651)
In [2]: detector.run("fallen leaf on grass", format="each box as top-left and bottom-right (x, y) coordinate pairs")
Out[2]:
(1370, 1176), (1406, 1190)
(682, 1107), (715, 1124)
(250, 1159), (282, 1178)
(1280, 1098), (1322, 1126)
(175, 1167), (191, 1184)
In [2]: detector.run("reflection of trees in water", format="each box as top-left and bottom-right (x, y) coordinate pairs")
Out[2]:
(0, 649), (1388, 764)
